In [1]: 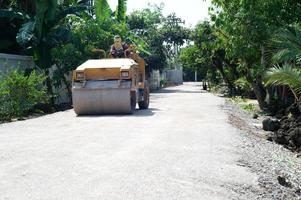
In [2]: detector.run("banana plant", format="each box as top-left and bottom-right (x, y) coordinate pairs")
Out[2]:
(94, 0), (127, 23)
(5, 0), (86, 103)
(0, 8), (30, 51)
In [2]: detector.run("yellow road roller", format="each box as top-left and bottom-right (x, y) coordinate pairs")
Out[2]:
(72, 50), (149, 115)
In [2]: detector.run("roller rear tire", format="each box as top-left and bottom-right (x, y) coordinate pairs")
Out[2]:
(130, 91), (136, 113)
(138, 82), (150, 109)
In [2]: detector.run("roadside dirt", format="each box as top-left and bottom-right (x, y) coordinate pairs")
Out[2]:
(224, 101), (301, 199)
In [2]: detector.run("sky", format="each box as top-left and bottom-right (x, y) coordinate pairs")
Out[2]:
(108, 0), (212, 27)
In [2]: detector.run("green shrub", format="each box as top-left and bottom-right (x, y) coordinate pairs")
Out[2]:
(229, 96), (247, 104)
(234, 77), (254, 97)
(241, 103), (256, 112)
(0, 70), (48, 121)
(160, 78), (167, 87)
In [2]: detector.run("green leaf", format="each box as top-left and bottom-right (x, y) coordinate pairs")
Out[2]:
(95, 0), (112, 21)
(127, 34), (151, 56)
(265, 65), (301, 99)
(269, 24), (301, 63)
(116, 0), (127, 22)
(16, 21), (36, 46)
(55, 5), (87, 24)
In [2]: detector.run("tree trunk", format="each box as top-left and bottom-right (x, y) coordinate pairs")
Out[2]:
(244, 64), (267, 110)
(251, 78), (267, 110)
(213, 58), (236, 95)
(45, 69), (55, 106)
(260, 44), (266, 68)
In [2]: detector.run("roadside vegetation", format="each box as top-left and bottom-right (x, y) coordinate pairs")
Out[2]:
(179, 0), (301, 152)
(0, 69), (48, 121)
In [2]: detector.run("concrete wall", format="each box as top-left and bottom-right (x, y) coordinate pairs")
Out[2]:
(0, 53), (35, 75)
(148, 70), (160, 91)
(0, 53), (70, 104)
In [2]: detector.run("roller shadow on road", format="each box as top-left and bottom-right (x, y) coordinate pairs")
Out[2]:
(75, 108), (159, 118)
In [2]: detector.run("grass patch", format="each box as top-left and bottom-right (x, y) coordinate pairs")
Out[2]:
(229, 96), (259, 113)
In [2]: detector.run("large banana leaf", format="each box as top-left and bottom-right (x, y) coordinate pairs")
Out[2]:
(95, 0), (112, 21)
(116, 0), (127, 22)
(16, 21), (36, 46)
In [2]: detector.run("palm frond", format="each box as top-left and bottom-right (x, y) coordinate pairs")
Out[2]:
(269, 24), (301, 63)
(95, 0), (112, 21)
(264, 65), (301, 99)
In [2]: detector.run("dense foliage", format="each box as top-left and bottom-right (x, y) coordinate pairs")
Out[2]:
(127, 5), (190, 73)
(180, 0), (301, 113)
(0, 70), (48, 120)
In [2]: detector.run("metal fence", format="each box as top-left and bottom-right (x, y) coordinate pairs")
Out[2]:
(163, 68), (183, 85)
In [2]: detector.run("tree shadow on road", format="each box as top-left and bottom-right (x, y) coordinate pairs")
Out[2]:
(154, 88), (208, 94)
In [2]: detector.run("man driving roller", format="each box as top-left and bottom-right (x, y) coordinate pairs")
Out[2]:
(110, 35), (129, 58)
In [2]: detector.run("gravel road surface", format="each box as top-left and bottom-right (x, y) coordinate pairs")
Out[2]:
(0, 83), (299, 200)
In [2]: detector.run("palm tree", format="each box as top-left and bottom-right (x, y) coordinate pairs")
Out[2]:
(264, 24), (301, 104)
(265, 65), (301, 101)
(269, 24), (301, 63)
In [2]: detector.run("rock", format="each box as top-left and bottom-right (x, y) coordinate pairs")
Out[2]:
(267, 136), (273, 142)
(11, 118), (18, 122)
(286, 103), (301, 117)
(297, 115), (301, 123)
(291, 128), (301, 147)
(277, 176), (292, 188)
(253, 113), (259, 119)
(274, 132), (289, 145)
(272, 119), (301, 150)
(275, 113), (284, 119)
(295, 188), (301, 196)
(262, 118), (281, 131)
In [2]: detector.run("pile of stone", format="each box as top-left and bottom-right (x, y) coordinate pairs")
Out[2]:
(263, 103), (301, 152)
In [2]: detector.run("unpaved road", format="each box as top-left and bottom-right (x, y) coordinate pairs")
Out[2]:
(0, 83), (273, 199)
